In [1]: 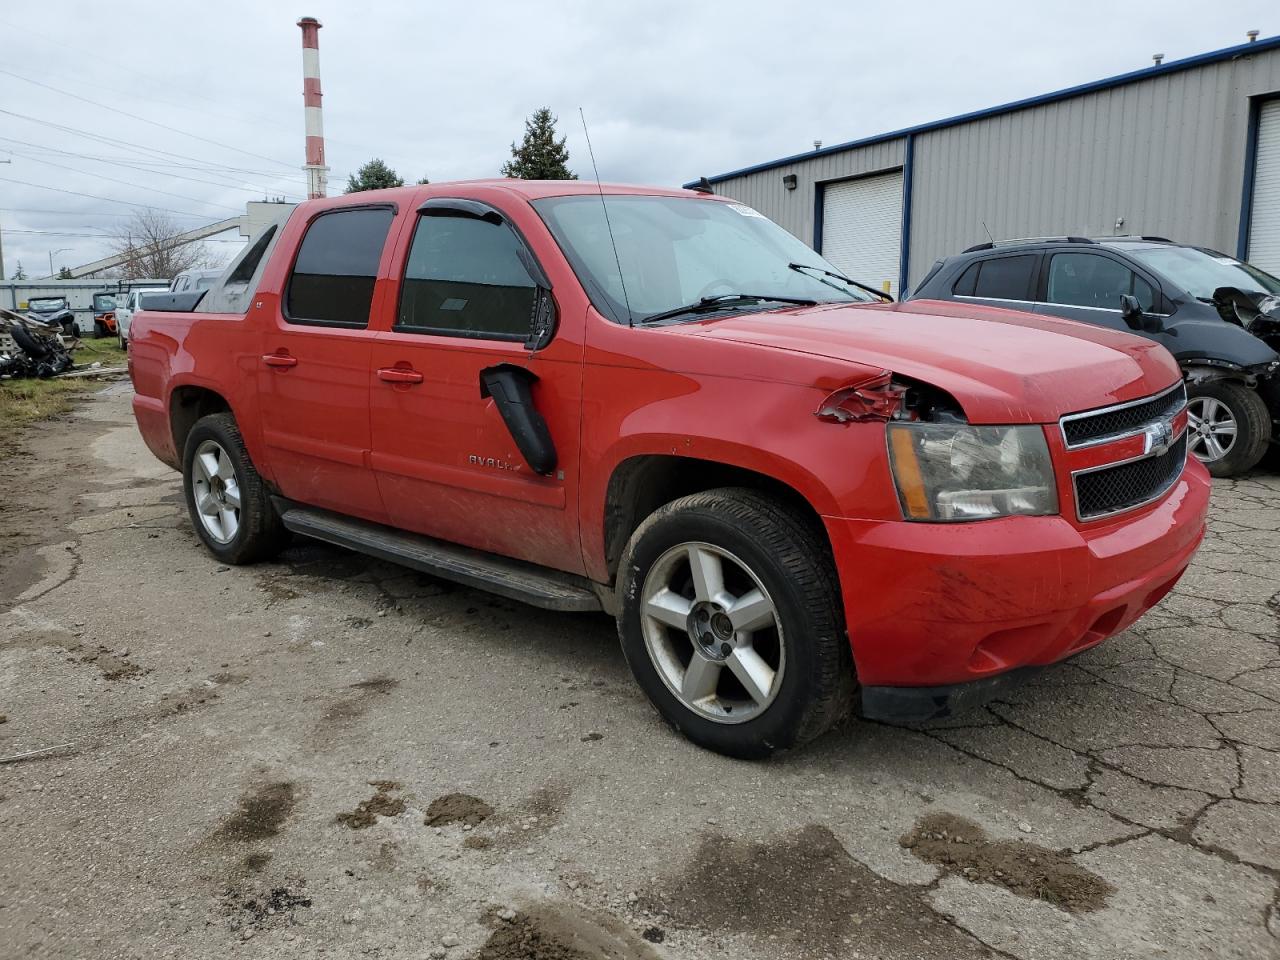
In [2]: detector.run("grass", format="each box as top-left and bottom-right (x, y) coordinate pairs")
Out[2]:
(0, 378), (92, 443)
(0, 337), (127, 448)
(72, 337), (128, 368)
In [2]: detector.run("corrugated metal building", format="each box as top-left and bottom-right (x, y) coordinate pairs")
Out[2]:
(687, 35), (1280, 297)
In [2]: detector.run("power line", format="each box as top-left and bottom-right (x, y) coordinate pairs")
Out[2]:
(0, 66), (300, 172)
(0, 207), (211, 219)
(0, 175), (229, 219)
(0, 136), (304, 200)
(7, 152), (245, 214)
(0, 108), (307, 183)
(4, 227), (246, 243)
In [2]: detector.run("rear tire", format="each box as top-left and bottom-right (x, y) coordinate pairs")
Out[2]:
(617, 488), (854, 759)
(1186, 381), (1270, 477)
(94, 320), (107, 339)
(182, 413), (289, 565)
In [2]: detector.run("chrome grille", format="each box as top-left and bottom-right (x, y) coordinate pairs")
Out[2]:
(1061, 382), (1186, 447)
(1073, 434), (1188, 520)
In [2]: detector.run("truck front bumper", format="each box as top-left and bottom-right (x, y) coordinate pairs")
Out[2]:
(824, 461), (1211, 722)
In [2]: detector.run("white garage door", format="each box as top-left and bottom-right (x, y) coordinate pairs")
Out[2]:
(1249, 98), (1280, 276)
(821, 170), (904, 297)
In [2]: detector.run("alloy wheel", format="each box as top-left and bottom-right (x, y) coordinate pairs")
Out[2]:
(190, 439), (241, 544)
(1187, 396), (1237, 463)
(639, 541), (785, 724)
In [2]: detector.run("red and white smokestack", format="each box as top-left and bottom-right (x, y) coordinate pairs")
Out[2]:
(297, 16), (329, 199)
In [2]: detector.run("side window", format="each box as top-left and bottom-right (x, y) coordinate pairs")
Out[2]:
(1047, 253), (1154, 311)
(972, 255), (1036, 300)
(396, 213), (539, 340)
(226, 225), (277, 287)
(952, 262), (979, 296)
(286, 207), (395, 327)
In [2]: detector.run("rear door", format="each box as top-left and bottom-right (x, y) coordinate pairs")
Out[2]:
(1033, 250), (1160, 333)
(950, 252), (1041, 312)
(255, 204), (396, 522)
(368, 199), (585, 573)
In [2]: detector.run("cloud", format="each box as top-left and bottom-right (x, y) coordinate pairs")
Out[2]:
(0, 0), (1270, 275)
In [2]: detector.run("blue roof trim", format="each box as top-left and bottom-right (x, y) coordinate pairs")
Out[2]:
(684, 35), (1280, 188)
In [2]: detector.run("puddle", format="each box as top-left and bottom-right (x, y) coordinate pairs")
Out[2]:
(335, 780), (405, 830)
(213, 782), (298, 843)
(900, 812), (1114, 913)
(646, 824), (987, 955)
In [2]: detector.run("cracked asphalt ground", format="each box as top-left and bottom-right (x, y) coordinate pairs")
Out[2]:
(1, 383), (1278, 960)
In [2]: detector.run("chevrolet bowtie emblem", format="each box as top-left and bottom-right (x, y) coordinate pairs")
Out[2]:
(1143, 418), (1175, 456)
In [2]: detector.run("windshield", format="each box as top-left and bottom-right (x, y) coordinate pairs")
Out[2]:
(533, 195), (877, 323)
(28, 298), (66, 310)
(1122, 245), (1280, 300)
(93, 294), (116, 310)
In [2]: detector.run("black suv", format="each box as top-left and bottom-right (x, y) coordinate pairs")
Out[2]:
(909, 238), (1280, 476)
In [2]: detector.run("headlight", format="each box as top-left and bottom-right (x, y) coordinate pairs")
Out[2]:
(887, 423), (1058, 522)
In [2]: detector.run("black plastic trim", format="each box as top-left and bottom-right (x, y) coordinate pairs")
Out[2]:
(479, 364), (557, 475)
(861, 667), (1043, 723)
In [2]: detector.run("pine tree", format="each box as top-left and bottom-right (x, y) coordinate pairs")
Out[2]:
(345, 158), (405, 193)
(416, 175), (431, 185)
(501, 108), (577, 180)
(12, 261), (27, 280)
(57, 266), (74, 279)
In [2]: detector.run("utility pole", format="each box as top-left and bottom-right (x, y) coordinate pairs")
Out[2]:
(48, 247), (70, 278)
(0, 157), (9, 281)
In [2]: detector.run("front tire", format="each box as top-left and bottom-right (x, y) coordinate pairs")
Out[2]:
(1186, 381), (1270, 477)
(617, 488), (854, 759)
(182, 413), (288, 564)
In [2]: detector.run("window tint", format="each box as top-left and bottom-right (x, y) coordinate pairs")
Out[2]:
(227, 225), (277, 286)
(973, 255), (1035, 300)
(953, 262), (979, 296)
(396, 213), (538, 339)
(286, 207), (394, 326)
(1047, 253), (1154, 311)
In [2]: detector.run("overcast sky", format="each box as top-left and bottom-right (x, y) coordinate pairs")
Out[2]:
(0, 0), (1274, 278)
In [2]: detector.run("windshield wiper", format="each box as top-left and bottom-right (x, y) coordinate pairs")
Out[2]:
(639, 294), (818, 325)
(788, 262), (894, 302)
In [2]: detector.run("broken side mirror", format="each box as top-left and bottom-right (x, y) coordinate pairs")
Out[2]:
(525, 287), (558, 352)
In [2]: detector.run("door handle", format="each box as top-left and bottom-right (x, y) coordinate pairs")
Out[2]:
(262, 353), (298, 369)
(377, 366), (424, 384)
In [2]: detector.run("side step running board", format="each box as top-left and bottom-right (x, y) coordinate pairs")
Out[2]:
(277, 504), (604, 613)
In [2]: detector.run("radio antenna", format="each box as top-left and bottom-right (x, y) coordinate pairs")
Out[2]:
(579, 108), (633, 327)
(981, 220), (994, 245)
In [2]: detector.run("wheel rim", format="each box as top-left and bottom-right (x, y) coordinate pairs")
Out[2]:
(639, 541), (785, 724)
(190, 439), (241, 544)
(1186, 396), (1237, 463)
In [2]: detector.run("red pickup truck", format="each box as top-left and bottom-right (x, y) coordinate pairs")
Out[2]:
(128, 181), (1210, 758)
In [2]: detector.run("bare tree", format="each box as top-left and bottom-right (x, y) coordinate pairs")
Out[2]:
(109, 210), (223, 280)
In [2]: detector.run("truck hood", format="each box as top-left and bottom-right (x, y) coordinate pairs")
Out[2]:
(680, 299), (1181, 424)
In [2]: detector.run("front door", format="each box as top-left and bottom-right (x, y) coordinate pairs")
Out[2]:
(256, 205), (396, 522)
(1035, 250), (1161, 335)
(368, 202), (585, 573)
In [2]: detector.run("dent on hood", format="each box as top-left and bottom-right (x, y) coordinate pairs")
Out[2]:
(815, 371), (967, 425)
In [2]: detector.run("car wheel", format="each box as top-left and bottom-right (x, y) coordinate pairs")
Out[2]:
(617, 488), (854, 759)
(1186, 381), (1271, 477)
(94, 320), (106, 339)
(118, 333), (127, 351)
(182, 413), (289, 564)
